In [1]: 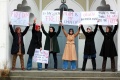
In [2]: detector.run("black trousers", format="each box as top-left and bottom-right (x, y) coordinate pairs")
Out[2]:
(102, 57), (115, 71)
(45, 53), (57, 69)
(82, 58), (96, 70)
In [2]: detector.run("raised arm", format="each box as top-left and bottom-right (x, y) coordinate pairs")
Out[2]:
(93, 24), (98, 35)
(41, 24), (48, 36)
(56, 22), (62, 36)
(99, 25), (105, 35)
(81, 25), (86, 35)
(56, 26), (61, 36)
(22, 25), (30, 36)
(9, 24), (15, 36)
(74, 27), (80, 37)
(62, 26), (68, 37)
(112, 24), (118, 36)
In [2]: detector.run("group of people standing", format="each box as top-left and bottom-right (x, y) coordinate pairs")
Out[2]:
(9, 19), (118, 72)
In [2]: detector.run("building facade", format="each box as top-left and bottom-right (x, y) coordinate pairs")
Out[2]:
(0, 0), (120, 71)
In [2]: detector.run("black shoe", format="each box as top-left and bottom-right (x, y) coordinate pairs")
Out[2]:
(81, 68), (85, 71)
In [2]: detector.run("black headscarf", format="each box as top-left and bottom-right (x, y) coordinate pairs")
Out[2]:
(49, 27), (56, 38)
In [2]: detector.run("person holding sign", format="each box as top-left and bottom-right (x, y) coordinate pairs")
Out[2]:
(9, 22), (30, 70)
(99, 23), (118, 72)
(27, 19), (42, 70)
(62, 24), (80, 70)
(41, 22), (62, 71)
(81, 24), (98, 71)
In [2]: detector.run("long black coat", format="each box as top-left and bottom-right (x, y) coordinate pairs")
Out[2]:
(27, 23), (42, 56)
(41, 25), (61, 53)
(99, 25), (118, 57)
(81, 25), (98, 55)
(9, 25), (29, 55)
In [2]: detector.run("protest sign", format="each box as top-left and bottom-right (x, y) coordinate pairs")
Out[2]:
(42, 10), (60, 24)
(62, 11), (81, 25)
(33, 49), (49, 64)
(80, 11), (98, 24)
(98, 11), (118, 25)
(11, 11), (30, 26)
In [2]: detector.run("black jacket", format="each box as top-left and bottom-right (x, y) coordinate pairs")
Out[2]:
(41, 25), (61, 53)
(99, 25), (118, 57)
(9, 25), (29, 55)
(81, 25), (98, 55)
(27, 23), (42, 56)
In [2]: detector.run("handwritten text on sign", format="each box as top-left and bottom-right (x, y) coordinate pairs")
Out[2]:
(11, 11), (30, 26)
(42, 11), (60, 24)
(80, 11), (98, 24)
(62, 11), (81, 25)
(98, 11), (118, 25)
(33, 49), (49, 64)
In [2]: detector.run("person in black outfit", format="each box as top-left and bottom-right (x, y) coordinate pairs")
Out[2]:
(81, 24), (98, 71)
(9, 23), (30, 70)
(27, 19), (42, 70)
(99, 24), (118, 72)
(41, 22), (62, 70)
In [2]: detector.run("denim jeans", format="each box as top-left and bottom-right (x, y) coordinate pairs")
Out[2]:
(27, 56), (42, 70)
(63, 60), (76, 70)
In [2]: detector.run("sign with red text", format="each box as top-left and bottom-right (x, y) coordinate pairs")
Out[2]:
(11, 11), (30, 26)
(33, 49), (49, 64)
(80, 11), (98, 24)
(42, 10), (60, 24)
(98, 11), (118, 25)
(62, 11), (81, 25)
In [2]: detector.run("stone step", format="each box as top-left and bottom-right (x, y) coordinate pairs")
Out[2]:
(1, 77), (120, 80)
(10, 70), (120, 77)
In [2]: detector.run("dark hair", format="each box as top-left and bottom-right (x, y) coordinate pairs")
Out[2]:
(68, 28), (74, 35)
(107, 26), (112, 32)
(49, 26), (55, 32)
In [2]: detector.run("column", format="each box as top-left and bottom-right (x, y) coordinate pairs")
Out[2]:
(0, 0), (9, 69)
(117, 0), (120, 71)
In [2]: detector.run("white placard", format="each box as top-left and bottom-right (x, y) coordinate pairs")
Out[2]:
(98, 11), (118, 25)
(62, 11), (81, 25)
(11, 11), (30, 26)
(33, 49), (49, 64)
(42, 10), (60, 24)
(80, 11), (98, 24)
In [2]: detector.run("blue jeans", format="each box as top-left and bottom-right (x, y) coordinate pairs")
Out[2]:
(63, 60), (76, 70)
(27, 56), (42, 70)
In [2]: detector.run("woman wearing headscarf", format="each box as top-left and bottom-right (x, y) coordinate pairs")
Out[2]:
(62, 24), (80, 70)
(41, 22), (62, 70)
(27, 19), (42, 70)
(9, 22), (30, 70)
(99, 23), (118, 72)
(81, 24), (98, 71)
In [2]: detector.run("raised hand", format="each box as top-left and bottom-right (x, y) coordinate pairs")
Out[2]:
(34, 18), (37, 23)
(59, 22), (63, 26)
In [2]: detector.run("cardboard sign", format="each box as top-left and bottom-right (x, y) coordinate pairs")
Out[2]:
(11, 11), (30, 26)
(98, 11), (118, 25)
(42, 10), (60, 24)
(80, 11), (98, 24)
(33, 49), (49, 64)
(62, 11), (81, 25)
